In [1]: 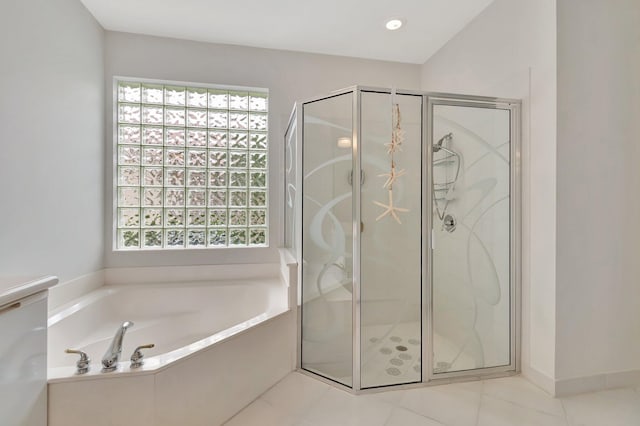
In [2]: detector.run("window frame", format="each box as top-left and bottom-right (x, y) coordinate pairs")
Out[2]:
(111, 76), (270, 251)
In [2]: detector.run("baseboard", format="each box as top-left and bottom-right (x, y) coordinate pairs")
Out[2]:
(555, 369), (640, 396)
(48, 270), (104, 311)
(521, 364), (556, 396)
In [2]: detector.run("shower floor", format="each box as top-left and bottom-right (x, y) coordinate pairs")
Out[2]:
(361, 321), (478, 388)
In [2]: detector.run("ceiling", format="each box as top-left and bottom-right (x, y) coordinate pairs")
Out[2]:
(81, 0), (494, 64)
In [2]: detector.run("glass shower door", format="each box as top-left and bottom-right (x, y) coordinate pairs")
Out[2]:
(301, 92), (354, 387)
(429, 99), (517, 376)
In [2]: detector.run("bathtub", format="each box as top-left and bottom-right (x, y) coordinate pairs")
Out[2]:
(47, 276), (295, 426)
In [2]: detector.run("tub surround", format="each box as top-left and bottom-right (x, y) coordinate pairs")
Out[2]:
(47, 260), (296, 425)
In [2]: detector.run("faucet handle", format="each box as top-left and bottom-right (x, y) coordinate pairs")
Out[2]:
(130, 344), (155, 368)
(65, 349), (90, 374)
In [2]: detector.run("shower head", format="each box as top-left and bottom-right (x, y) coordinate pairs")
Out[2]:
(433, 133), (453, 152)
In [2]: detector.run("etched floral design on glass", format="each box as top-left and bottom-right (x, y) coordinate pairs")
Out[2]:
(143, 188), (162, 206)
(208, 210), (226, 226)
(144, 230), (162, 247)
(249, 133), (267, 150)
(188, 170), (206, 186)
(165, 189), (184, 206)
(250, 228), (266, 245)
(209, 170), (226, 187)
(229, 132), (248, 149)
(209, 151), (227, 168)
(188, 209), (206, 226)
(208, 131), (227, 148)
(166, 150), (185, 166)
(230, 172), (247, 187)
(250, 209), (266, 226)
(229, 229), (247, 245)
(250, 191), (266, 207)
(165, 209), (184, 227)
(229, 210), (247, 226)
(121, 230), (139, 248)
(208, 229), (227, 246)
(188, 130), (207, 147)
(144, 168), (163, 186)
(166, 169), (184, 186)
(143, 209), (162, 227)
(166, 230), (184, 247)
(208, 190), (226, 207)
(229, 152), (247, 168)
(143, 148), (163, 166)
(188, 230), (206, 246)
(187, 190), (206, 207)
(250, 172), (266, 188)
(188, 150), (207, 167)
(250, 152), (267, 169)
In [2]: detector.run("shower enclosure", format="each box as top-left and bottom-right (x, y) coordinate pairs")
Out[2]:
(284, 87), (520, 391)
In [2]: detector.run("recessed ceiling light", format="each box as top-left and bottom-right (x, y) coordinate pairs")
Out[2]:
(385, 18), (404, 31)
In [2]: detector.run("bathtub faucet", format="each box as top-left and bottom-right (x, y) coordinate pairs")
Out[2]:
(101, 321), (134, 372)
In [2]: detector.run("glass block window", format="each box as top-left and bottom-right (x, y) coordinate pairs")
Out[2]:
(115, 79), (268, 249)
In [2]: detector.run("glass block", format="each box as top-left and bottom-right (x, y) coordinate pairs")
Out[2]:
(165, 149), (185, 166)
(187, 109), (207, 127)
(229, 209), (247, 226)
(165, 189), (185, 206)
(209, 131), (227, 148)
(142, 106), (163, 125)
(250, 152), (267, 169)
(118, 208), (140, 228)
(119, 146), (140, 165)
(208, 190), (226, 207)
(166, 169), (185, 186)
(249, 132), (267, 150)
(143, 188), (162, 206)
(208, 110), (228, 128)
(143, 147), (163, 166)
(229, 191), (247, 207)
(249, 113), (268, 131)
(249, 93), (268, 111)
(188, 230), (206, 247)
(187, 150), (207, 167)
(165, 209), (184, 227)
(187, 129), (207, 147)
(208, 210), (226, 226)
(165, 86), (186, 106)
(119, 167), (140, 186)
(187, 88), (207, 108)
(143, 126), (163, 145)
(208, 229), (227, 246)
(250, 190), (266, 207)
(187, 209), (206, 226)
(229, 171), (247, 187)
(144, 230), (162, 247)
(209, 170), (226, 187)
(229, 152), (247, 168)
(144, 168), (163, 186)
(250, 172), (266, 188)
(229, 132), (248, 149)
(119, 187), (140, 207)
(229, 91), (248, 110)
(143, 208), (162, 227)
(120, 230), (140, 248)
(142, 84), (163, 104)
(118, 82), (141, 103)
(187, 189), (206, 206)
(208, 151), (227, 168)
(119, 125), (141, 144)
(229, 229), (247, 246)
(165, 107), (186, 127)
(208, 90), (228, 109)
(118, 104), (141, 124)
(188, 170), (206, 186)
(166, 230), (185, 247)
(165, 128), (185, 146)
(229, 112), (248, 130)
(249, 228), (267, 245)
(250, 209), (267, 226)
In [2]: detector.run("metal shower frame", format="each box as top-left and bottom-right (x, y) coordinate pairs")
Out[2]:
(288, 86), (521, 394)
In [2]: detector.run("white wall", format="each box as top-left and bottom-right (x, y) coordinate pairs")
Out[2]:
(0, 0), (104, 283)
(420, 0), (557, 391)
(103, 32), (420, 269)
(556, 0), (640, 384)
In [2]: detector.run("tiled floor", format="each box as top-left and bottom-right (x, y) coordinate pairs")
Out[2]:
(224, 372), (640, 426)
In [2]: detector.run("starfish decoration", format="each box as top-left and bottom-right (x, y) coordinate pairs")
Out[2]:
(373, 190), (409, 224)
(384, 129), (405, 154)
(378, 165), (406, 189)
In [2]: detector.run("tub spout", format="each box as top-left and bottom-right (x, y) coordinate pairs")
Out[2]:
(101, 321), (133, 372)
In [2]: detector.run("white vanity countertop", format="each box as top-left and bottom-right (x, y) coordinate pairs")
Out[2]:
(0, 276), (58, 306)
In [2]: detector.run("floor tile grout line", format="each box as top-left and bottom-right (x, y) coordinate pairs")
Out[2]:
(474, 380), (484, 426)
